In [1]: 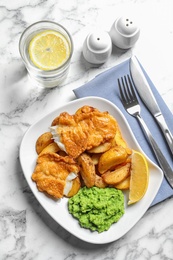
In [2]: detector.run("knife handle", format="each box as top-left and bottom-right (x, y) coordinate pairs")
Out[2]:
(155, 114), (173, 155)
(136, 114), (173, 188)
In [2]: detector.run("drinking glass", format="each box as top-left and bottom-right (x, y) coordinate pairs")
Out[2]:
(19, 21), (73, 88)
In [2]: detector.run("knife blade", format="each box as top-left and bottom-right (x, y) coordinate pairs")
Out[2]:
(130, 56), (173, 155)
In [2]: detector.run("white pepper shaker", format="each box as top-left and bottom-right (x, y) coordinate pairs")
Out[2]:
(109, 16), (140, 49)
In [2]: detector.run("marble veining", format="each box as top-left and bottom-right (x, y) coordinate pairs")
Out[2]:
(0, 0), (173, 259)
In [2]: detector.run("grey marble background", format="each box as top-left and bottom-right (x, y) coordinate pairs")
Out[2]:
(0, 0), (173, 259)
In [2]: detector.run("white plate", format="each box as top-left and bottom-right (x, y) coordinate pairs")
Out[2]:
(19, 97), (163, 244)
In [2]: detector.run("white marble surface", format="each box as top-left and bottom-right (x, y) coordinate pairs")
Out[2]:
(1, 0), (173, 259)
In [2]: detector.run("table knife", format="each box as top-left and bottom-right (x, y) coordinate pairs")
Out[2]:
(130, 56), (173, 156)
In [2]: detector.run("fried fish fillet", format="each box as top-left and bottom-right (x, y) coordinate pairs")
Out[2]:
(32, 152), (80, 199)
(51, 106), (117, 158)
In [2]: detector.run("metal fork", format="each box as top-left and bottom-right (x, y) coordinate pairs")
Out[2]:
(118, 75), (173, 187)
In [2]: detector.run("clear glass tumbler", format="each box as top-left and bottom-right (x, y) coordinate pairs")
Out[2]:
(19, 21), (73, 88)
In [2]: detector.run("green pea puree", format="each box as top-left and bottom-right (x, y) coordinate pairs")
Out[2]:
(68, 186), (124, 233)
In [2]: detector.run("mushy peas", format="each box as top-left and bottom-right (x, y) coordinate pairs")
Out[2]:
(68, 186), (124, 233)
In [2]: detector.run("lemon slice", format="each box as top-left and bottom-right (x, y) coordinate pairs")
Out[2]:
(128, 150), (149, 205)
(28, 30), (70, 71)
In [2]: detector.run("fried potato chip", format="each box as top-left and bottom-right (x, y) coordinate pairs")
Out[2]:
(102, 163), (131, 185)
(109, 157), (132, 171)
(66, 176), (81, 197)
(36, 132), (53, 154)
(90, 153), (101, 165)
(78, 153), (96, 188)
(94, 174), (107, 188)
(98, 146), (128, 174)
(39, 142), (60, 155)
(87, 141), (112, 153)
(114, 176), (130, 190)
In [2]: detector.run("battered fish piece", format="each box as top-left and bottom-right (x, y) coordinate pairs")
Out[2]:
(51, 106), (117, 158)
(32, 152), (80, 199)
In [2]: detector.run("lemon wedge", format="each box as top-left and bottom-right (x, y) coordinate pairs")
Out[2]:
(28, 30), (70, 71)
(128, 150), (149, 205)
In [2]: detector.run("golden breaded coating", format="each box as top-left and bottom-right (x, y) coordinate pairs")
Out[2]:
(51, 106), (117, 158)
(32, 152), (80, 199)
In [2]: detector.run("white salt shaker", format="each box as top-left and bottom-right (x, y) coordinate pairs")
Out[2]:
(109, 16), (140, 49)
(82, 30), (112, 64)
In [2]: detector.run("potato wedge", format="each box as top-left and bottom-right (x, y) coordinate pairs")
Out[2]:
(66, 176), (81, 197)
(36, 132), (53, 154)
(114, 176), (130, 190)
(95, 174), (107, 188)
(102, 163), (131, 185)
(39, 142), (60, 155)
(98, 146), (128, 174)
(87, 142), (112, 153)
(90, 153), (101, 165)
(112, 126), (132, 155)
(78, 153), (96, 188)
(110, 157), (132, 170)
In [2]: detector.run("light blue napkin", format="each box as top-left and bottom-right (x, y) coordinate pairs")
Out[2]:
(73, 58), (173, 206)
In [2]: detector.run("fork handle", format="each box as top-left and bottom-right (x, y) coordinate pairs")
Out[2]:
(136, 114), (173, 188)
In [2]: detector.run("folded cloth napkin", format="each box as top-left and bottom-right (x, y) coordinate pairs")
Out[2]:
(73, 57), (173, 206)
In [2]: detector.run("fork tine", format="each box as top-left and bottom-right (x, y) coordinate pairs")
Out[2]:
(118, 75), (138, 104)
(123, 76), (131, 102)
(126, 75), (138, 101)
(118, 76), (130, 102)
(118, 77), (128, 102)
(118, 78), (125, 102)
(124, 76), (131, 100)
